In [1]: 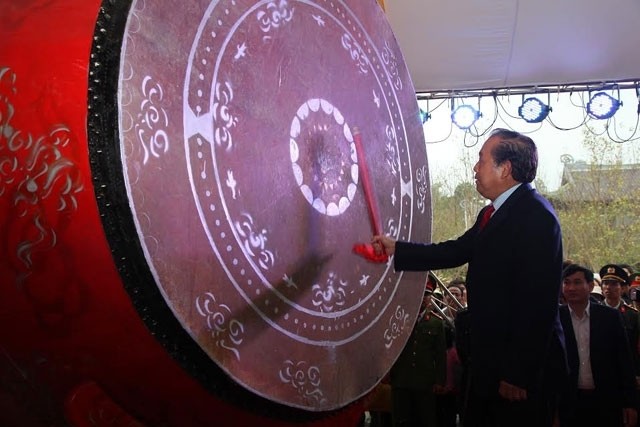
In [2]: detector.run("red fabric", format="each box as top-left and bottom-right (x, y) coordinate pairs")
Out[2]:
(478, 205), (495, 231)
(445, 347), (461, 391)
(353, 243), (389, 263)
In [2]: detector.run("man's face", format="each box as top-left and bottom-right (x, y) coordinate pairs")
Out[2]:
(562, 271), (593, 305)
(458, 285), (467, 305)
(473, 136), (508, 200)
(622, 284), (630, 296)
(622, 268), (632, 295)
(602, 279), (623, 303)
(422, 294), (432, 310)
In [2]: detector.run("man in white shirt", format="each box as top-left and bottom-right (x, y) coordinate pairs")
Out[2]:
(559, 264), (637, 427)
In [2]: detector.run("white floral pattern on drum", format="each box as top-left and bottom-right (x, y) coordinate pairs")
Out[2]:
(234, 212), (275, 270)
(196, 292), (246, 361)
(311, 271), (348, 313)
(381, 40), (403, 91)
(385, 124), (399, 178)
(0, 67), (83, 281)
(212, 81), (238, 152)
(278, 360), (327, 405)
(383, 305), (410, 350)
(257, 0), (295, 34)
(341, 33), (369, 75)
(416, 165), (429, 214)
(135, 76), (169, 165)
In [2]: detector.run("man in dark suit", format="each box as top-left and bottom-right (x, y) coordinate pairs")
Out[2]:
(372, 128), (567, 427)
(559, 264), (637, 427)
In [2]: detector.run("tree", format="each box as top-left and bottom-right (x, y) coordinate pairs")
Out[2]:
(430, 182), (477, 283)
(553, 130), (640, 271)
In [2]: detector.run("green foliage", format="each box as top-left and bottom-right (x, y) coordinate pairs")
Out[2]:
(555, 130), (640, 270)
(558, 200), (640, 270)
(429, 181), (478, 282)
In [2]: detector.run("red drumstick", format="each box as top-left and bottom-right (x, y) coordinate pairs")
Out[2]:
(352, 127), (381, 236)
(351, 127), (387, 263)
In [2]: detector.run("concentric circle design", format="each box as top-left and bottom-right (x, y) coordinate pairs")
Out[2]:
(115, 0), (430, 412)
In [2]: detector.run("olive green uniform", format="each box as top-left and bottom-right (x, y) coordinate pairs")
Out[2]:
(390, 315), (446, 427)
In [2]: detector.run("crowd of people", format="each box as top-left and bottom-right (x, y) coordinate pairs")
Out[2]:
(357, 128), (640, 427)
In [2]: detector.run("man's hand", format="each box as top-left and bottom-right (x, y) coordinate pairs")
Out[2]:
(371, 235), (396, 256)
(498, 380), (527, 401)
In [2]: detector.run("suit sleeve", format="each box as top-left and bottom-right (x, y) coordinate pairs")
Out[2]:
(394, 225), (477, 272)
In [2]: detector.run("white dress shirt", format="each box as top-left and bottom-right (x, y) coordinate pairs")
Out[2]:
(569, 302), (595, 390)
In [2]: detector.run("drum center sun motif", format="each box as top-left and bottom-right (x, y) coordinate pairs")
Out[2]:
(290, 98), (358, 216)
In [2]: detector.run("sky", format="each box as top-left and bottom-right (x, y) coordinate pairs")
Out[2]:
(419, 88), (640, 192)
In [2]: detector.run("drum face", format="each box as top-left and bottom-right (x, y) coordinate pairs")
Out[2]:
(92, 0), (430, 412)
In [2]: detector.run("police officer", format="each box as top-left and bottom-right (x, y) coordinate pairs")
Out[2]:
(629, 273), (640, 310)
(389, 278), (447, 427)
(600, 264), (640, 377)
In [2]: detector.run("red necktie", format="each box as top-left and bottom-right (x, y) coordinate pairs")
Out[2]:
(478, 205), (495, 231)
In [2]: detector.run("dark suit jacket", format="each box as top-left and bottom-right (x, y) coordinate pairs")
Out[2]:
(559, 303), (637, 410)
(394, 183), (566, 397)
(618, 305), (640, 375)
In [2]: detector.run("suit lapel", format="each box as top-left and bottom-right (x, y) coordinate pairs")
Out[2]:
(588, 305), (602, 365)
(560, 306), (580, 382)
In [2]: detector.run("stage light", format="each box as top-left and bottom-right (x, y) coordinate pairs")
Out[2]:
(451, 105), (480, 130)
(587, 92), (621, 119)
(518, 97), (550, 123)
(419, 108), (431, 123)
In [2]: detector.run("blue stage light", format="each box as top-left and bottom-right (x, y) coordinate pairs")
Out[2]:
(586, 92), (621, 119)
(451, 105), (480, 130)
(518, 97), (550, 123)
(419, 108), (431, 123)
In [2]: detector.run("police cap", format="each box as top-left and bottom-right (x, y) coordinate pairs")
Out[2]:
(599, 264), (629, 285)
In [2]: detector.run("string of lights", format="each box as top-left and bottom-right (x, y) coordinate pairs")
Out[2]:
(418, 80), (640, 145)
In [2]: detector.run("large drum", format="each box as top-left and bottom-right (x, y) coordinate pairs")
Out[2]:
(0, 0), (430, 425)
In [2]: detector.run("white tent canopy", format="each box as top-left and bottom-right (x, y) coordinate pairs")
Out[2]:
(384, 0), (640, 94)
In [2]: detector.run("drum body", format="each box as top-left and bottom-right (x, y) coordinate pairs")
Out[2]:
(0, 0), (430, 425)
